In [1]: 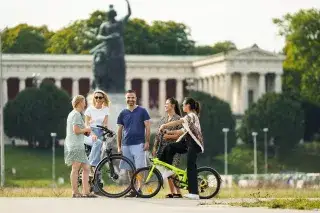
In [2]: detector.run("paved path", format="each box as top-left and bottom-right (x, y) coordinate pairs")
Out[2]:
(0, 198), (317, 213)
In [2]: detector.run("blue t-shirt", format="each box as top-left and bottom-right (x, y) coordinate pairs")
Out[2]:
(117, 106), (150, 146)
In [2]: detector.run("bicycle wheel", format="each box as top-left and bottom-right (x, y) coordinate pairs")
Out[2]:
(131, 166), (163, 198)
(197, 167), (221, 199)
(94, 155), (135, 198)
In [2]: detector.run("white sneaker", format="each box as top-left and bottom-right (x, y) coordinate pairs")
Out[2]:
(183, 193), (200, 200)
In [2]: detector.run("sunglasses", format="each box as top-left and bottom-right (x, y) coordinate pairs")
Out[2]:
(94, 96), (104, 100)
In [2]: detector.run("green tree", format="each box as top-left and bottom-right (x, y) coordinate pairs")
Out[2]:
(273, 8), (320, 103)
(187, 91), (236, 164)
(193, 41), (237, 55)
(3, 82), (71, 148)
(124, 18), (156, 54)
(211, 40), (237, 54)
(149, 21), (195, 55)
(2, 24), (53, 53)
(239, 93), (305, 157)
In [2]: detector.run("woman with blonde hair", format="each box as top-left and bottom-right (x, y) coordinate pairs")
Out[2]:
(84, 90), (111, 170)
(64, 95), (97, 198)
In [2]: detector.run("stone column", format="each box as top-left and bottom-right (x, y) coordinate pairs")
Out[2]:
(209, 76), (214, 96)
(19, 78), (26, 91)
(224, 74), (232, 102)
(159, 78), (166, 116)
(142, 78), (149, 109)
(203, 78), (208, 93)
(55, 78), (61, 88)
(258, 73), (266, 98)
(72, 78), (79, 97)
(2, 78), (8, 106)
(275, 73), (282, 93)
(198, 79), (203, 92)
(213, 76), (218, 97)
(126, 78), (131, 91)
(176, 78), (183, 102)
(241, 74), (248, 114)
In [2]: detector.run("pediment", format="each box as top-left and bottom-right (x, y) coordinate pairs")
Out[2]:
(226, 44), (284, 59)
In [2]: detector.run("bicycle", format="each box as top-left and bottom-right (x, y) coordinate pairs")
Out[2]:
(78, 125), (136, 198)
(130, 156), (221, 199)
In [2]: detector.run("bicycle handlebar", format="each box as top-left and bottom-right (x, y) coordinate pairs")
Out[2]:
(96, 125), (115, 137)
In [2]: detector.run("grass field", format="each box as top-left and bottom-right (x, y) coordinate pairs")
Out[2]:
(5, 145), (71, 187)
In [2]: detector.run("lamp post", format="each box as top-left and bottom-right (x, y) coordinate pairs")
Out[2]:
(0, 27), (8, 187)
(263, 128), (269, 174)
(222, 128), (229, 176)
(252, 132), (258, 179)
(50, 132), (57, 187)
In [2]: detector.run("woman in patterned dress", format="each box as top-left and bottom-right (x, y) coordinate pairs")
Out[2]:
(152, 97), (183, 198)
(64, 95), (97, 198)
(159, 97), (204, 200)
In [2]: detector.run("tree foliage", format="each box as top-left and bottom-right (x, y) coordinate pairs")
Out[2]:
(273, 8), (320, 103)
(187, 91), (236, 163)
(3, 82), (71, 148)
(3, 10), (237, 56)
(2, 24), (53, 53)
(239, 93), (305, 156)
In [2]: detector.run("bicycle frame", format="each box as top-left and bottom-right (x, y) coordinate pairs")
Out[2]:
(146, 158), (188, 188)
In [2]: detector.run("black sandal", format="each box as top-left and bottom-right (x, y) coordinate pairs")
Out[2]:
(165, 194), (174, 198)
(173, 194), (183, 198)
(81, 193), (98, 198)
(72, 193), (82, 198)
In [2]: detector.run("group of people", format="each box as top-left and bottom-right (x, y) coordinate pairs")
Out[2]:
(64, 89), (204, 200)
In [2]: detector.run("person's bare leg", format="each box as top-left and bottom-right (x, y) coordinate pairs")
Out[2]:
(168, 178), (176, 194)
(71, 162), (81, 195)
(81, 163), (90, 195)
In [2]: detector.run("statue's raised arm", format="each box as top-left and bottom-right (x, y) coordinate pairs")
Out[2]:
(121, 0), (132, 24)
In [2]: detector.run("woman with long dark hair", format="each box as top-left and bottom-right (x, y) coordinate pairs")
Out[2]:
(152, 97), (183, 198)
(159, 97), (203, 200)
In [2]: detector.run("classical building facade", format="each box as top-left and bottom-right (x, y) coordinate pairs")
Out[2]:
(1, 44), (285, 119)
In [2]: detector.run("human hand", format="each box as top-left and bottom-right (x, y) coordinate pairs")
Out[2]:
(83, 127), (91, 134)
(159, 124), (166, 133)
(152, 149), (156, 157)
(144, 142), (150, 151)
(163, 134), (170, 140)
(91, 134), (98, 142)
(117, 146), (122, 153)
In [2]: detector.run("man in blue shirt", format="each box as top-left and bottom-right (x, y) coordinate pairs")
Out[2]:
(117, 89), (151, 197)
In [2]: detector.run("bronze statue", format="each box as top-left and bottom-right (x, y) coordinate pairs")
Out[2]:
(90, 0), (131, 93)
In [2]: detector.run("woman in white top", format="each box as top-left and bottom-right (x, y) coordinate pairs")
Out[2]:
(84, 90), (110, 168)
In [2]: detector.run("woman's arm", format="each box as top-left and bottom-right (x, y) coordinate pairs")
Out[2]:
(85, 115), (91, 127)
(102, 115), (108, 127)
(163, 129), (184, 140)
(73, 124), (90, 135)
(121, 0), (132, 23)
(162, 119), (184, 129)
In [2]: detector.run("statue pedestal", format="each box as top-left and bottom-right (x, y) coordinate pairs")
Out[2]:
(107, 93), (126, 131)
(86, 92), (126, 132)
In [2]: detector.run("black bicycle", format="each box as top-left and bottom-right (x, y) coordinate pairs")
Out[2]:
(78, 125), (136, 198)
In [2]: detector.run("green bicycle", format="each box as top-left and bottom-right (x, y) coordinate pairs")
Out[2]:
(130, 157), (221, 199)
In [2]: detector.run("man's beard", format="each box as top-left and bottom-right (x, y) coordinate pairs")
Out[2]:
(127, 101), (135, 106)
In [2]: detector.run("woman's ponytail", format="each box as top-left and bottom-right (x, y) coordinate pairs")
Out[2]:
(195, 101), (201, 117)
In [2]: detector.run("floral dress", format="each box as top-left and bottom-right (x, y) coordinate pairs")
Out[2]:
(64, 110), (89, 166)
(153, 114), (182, 167)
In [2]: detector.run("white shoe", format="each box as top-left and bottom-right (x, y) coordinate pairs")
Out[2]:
(183, 193), (200, 200)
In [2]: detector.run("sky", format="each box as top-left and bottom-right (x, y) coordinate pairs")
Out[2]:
(0, 0), (319, 52)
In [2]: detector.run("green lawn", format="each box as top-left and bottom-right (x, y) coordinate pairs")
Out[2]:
(5, 145), (70, 187)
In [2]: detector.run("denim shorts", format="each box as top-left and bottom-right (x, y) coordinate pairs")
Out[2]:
(120, 143), (147, 170)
